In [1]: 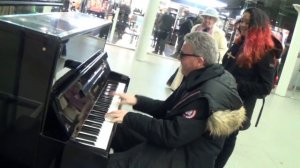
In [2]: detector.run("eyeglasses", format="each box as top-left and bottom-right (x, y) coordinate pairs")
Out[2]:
(179, 51), (199, 59)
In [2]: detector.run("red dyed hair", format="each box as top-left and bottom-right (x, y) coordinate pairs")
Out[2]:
(235, 8), (275, 68)
(235, 26), (274, 68)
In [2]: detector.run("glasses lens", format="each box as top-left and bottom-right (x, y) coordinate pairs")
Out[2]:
(179, 51), (195, 59)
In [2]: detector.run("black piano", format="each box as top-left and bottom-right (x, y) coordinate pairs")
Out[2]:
(0, 12), (129, 168)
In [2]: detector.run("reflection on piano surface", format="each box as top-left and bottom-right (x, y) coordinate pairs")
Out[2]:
(0, 12), (129, 168)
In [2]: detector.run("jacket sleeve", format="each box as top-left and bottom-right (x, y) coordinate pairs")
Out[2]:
(133, 95), (166, 118)
(237, 52), (275, 98)
(215, 28), (228, 63)
(123, 99), (209, 148)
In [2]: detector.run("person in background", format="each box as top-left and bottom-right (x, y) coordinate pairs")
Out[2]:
(152, 8), (175, 55)
(167, 7), (227, 90)
(170, 9), (194, 58)
(215, 7), (280, 168)
(191, 7), (228, 63)
(115, 2), (131, 39)
(106, 32), (246, 168)
(152, 8), (164, 48)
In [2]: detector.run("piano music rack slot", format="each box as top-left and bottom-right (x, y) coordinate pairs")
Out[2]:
(81, 66), (105, 95)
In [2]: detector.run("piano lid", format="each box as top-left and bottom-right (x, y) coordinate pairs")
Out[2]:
(0, 12), (111, 39)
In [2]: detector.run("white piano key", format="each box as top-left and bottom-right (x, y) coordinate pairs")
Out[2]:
(76, 82), (126, 150)
(94, 82), (125, 150)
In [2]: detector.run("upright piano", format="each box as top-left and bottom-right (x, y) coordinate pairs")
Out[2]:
(0, 12), (129, 168)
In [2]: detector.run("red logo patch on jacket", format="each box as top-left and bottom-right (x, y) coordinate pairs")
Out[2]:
(183, 110), (197, 119)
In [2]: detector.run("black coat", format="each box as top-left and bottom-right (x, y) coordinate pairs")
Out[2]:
(178, 17), (194, 36)
(222, 42), (276, 129)
(108, 65), (245, 168)
(157, 13), (175, 32)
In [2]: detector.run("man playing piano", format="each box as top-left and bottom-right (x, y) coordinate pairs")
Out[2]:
(106, 32), (246, 168)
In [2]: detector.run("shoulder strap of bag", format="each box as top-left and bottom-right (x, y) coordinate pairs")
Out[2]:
(255, 97), (265, 127)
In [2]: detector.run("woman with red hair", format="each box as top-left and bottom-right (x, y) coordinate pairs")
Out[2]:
(216, 7), (279, 167)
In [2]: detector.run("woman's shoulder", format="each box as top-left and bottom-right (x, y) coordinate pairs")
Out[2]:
(212, 26), (225, 35)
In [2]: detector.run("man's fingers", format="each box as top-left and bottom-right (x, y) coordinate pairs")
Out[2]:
(105, 112), (121, 123)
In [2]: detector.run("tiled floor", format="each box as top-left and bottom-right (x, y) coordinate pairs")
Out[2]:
(105, 44), (300, 168)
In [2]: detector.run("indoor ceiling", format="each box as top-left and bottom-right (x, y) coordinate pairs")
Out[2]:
(218, 0), (300, 30)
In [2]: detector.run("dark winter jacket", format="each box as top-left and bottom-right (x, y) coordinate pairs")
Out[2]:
(178, 17), (194, 36)
(157, 13), (175, 32)
(222, 39), (277, 130)
(108, 64), (245, 168)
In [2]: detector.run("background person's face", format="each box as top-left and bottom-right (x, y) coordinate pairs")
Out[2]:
(239, 12), (250, 36)
(202, 16), (217, 29)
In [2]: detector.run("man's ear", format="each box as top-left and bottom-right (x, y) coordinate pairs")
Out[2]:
(197, 56), (205, 67)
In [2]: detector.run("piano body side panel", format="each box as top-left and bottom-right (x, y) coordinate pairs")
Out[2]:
(0, 24), (21, 96)
(19, 33), (60, 104)
(0, 22), (62, 167)
(0, 24), (22, 133)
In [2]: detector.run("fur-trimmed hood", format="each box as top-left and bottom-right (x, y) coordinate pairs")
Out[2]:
(207, 107), (246, 137)
(184, 64), (246, 137)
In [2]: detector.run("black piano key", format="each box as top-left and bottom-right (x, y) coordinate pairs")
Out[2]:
(95, 103), (110, 108)
(87, 115), (104, 122)
(92, 106), (102, 111)
(77, 133), (97, 142)
(99, 96), (112, 100)
(92, 107), (107, 113)
(108, 84), (117, 88)
(97, 101), (111, 106)
(84, 120), (102, 128)
(81, 126), (100, 135)
(90, 110), (106, 115)
(106, 88), (116, 92)
(98, 97), (112, 101)
(95, 104), (110, 109)
(96, 99), (111, 104)
(92, 107), (108, 113)
(108, 81), (118, 85)
(76, 138), (95, 146)
(107, 83), (117, 87)
(101, 93), (113, 96)
(89, 113), (104, 119)
(97, 100), (112, 103)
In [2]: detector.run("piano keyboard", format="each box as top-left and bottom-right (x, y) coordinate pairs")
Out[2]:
(74, 81), (126, 150)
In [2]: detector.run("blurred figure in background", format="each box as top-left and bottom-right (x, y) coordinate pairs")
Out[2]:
(152, 8), (175, 55)
(170, 9), (194, 58)
(192, 7), (227, 63)
(115, 2), (131, 39)
(152, 8), (164, 47)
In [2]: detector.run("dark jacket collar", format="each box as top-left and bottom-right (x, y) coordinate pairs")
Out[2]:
(184, 64), (225, 91)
